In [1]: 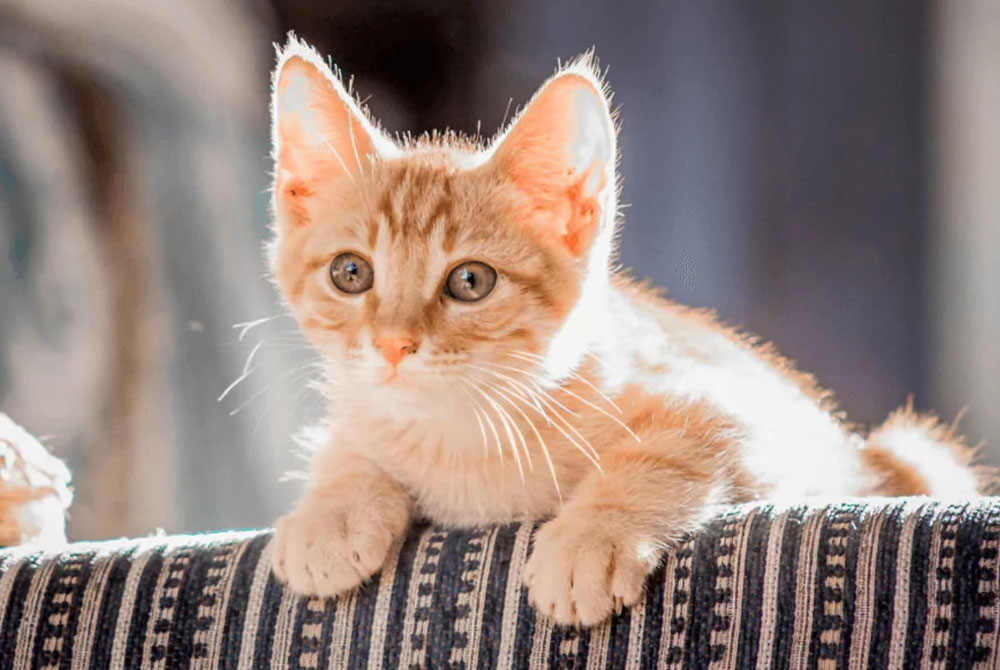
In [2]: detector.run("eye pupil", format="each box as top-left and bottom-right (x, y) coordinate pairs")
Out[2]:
(330, 253), (373, 294)
(446, 261), (496, 302)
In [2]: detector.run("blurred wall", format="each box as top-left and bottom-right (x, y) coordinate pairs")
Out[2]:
(0, 0), (997, 538)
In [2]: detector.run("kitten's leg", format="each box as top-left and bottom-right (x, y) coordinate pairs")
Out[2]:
(524, 408), (737, 627)
(273, 449), (411, 597)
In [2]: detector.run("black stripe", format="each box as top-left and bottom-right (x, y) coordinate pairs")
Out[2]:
(474, 523), (519, 670)
(807, 504), (862, 668)
(218, 533), (270, 670)
(948, 504), (991, 668)
(511, 524), (542, 670)
(769, 505), (809, 670)
(0, 556), (39, 662)
(424, 526), (477, 666)
(166, 542), (238, 669)
(51, 553), (96, 670)
(902, 502), (938, 668)
(122, 547), (167, 670)
(734, 505), (774, 670)
(684, 512), (740, 669)
(345, 546), (384, 669)
(379, 521), (424, 669)
(865, 501), (906, 670)
(637, 552), (666, 669)
(251, 565), (287, 665)
(88, 549), (140, 670)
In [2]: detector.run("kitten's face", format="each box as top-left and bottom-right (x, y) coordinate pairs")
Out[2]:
(270, 39), (617, 409)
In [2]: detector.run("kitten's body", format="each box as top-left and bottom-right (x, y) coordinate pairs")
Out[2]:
(268, 38), (984, 627)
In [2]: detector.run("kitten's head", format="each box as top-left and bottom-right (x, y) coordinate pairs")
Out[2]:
(269, 37), (618, 412)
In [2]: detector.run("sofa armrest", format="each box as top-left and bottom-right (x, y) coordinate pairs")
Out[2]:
(1, 499), (998, 668)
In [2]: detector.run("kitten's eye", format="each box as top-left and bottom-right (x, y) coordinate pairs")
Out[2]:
(445, 261), (497, 302)
(329, 252), (373, 294)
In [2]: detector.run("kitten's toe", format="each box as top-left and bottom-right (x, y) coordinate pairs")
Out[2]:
(525, 516), (657, 628)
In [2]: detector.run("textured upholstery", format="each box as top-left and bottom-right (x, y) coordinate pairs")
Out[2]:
(1, 499), (999, 669)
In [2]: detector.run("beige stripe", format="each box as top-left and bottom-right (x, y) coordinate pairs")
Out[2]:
(326, 590), (357, 669)
(846, 504), (889, 670)
(920, 504), (964, 670)
(495, 523), (534, 668)
(294, 597), (326, 670)
(586, 619), (612, 670)
(755, 508), (792, 670)
(623, 588), (647, 670)
(717, 507), (760, 670)
(70, 550), (117, 670)
(364, 536), (401, 670)
(528, 610), (553, 670)
(651, 545), (680, 669)
(887, 500), (931, 668)
(0, 548), (34, 634)
(108, 545), (160, 670)
(787, 505), (828, 670)
(452, 527), (499, 669)
(198, 541), (250, 669)
(237, 539), (278, 669)
(12, 553), (58, 670)
(397, 528), (440, 667)
(268, 586), (301, 669)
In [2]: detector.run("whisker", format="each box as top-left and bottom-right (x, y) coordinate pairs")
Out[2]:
(481, 382), (533, 472)
(489, 361), (640, 443)
(232, 314), (293, 342)
(470, 383), (526, 482)
(507, 350), (622, 412)
(490, 383), (562, 503)
(457, 380), (504, 466)
(226, 359), (323, 416)
(219, 340), (264, 402)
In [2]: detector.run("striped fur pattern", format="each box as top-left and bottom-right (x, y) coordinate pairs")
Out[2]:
(2, 499), (1000, 668)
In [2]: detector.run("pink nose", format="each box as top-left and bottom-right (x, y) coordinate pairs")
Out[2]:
(374, 337), (417, 366)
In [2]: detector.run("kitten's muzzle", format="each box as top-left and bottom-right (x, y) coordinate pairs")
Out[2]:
(374, 336), (419, 367)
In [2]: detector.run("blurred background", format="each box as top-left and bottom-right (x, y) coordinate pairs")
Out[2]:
(0, 0), (997, 540)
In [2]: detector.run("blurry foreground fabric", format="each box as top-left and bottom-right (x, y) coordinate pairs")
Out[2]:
(1, 499), (999, 668)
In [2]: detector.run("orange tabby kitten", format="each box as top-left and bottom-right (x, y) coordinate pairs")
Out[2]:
(268, 37), (985, 627)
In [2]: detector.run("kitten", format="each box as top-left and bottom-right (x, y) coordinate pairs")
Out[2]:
(268, 36), (986, 627)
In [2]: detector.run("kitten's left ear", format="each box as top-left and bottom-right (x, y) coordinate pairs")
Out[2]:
(490, 56), (617, 257)
(271, 36), (395, 226)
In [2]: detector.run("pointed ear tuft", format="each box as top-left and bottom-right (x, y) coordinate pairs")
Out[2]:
(490, 55), (617, 256)
(270, 35), (395, 226)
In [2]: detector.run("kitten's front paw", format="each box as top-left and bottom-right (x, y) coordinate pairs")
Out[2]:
(272, 490), (407, 598)
(524, 513), (658, 627)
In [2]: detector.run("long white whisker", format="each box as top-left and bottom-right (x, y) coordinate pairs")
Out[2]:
(473, 363), (578, 417)
(219, 340), (264, 401)
(491, 384), (562, 503)
(507, 350), (621, 413)
(233, 314), (292, 342)
(471, 384), (525, 482)
(489, 361), (640, 442)
(227, 359), (322, 416)
(489, 375), (602, 473)
(481, 382), (533, 472)
(458, 380), (504, 466)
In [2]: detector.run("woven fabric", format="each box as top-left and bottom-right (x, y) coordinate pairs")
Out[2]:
(0, 499), (998, 669)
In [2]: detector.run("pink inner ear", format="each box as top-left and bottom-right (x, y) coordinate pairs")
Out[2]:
(275, 57), (375, 186)
(494, 74), (612, 257)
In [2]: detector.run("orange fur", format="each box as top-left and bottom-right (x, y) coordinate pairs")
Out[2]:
(267, 36), (985, 627)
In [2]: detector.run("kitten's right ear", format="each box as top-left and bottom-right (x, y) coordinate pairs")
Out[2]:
(271, 36), (394, 226)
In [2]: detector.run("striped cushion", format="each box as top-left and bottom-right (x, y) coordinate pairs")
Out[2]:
(0, 499), (998, 668)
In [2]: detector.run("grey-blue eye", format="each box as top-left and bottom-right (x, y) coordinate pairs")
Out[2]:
(445, 261), (497, 302)
(330, 252), (373, 294)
